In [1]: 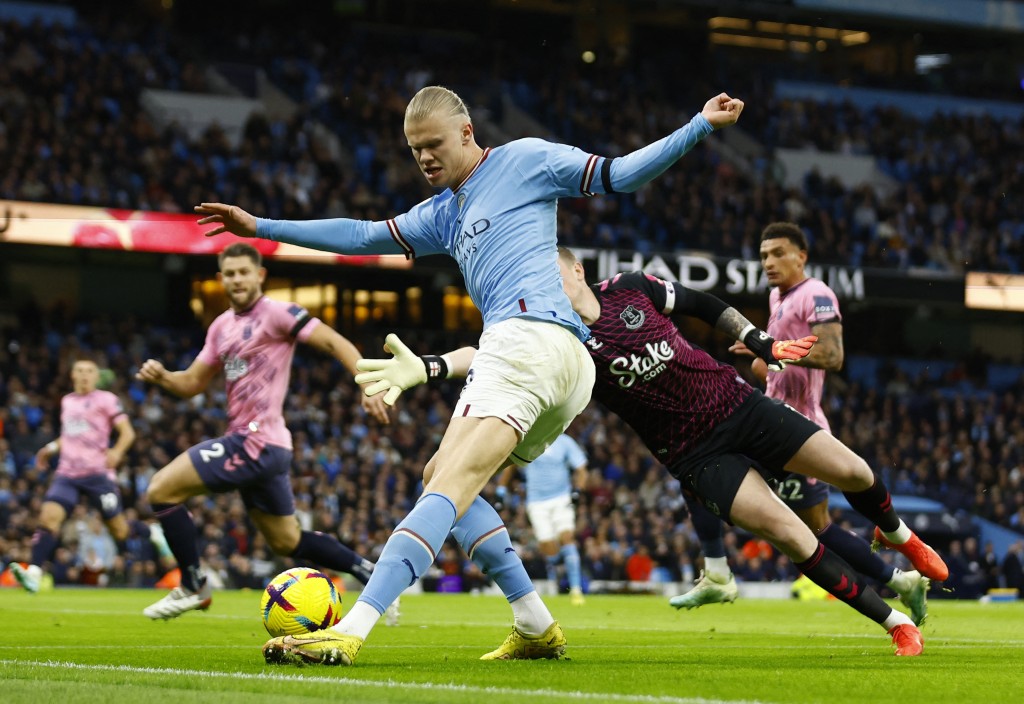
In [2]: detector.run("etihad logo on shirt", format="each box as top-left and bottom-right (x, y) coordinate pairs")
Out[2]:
(609, 339), (674, 388)
(222, 355), (249, 381)
(619, 305), (645, 330)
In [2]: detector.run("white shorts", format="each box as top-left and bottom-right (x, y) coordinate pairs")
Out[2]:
(453, 317), (595, 466)
(526, 494), (576, 542)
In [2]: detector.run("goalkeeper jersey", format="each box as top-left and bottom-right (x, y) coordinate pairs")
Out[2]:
(585, 271), (752, 467)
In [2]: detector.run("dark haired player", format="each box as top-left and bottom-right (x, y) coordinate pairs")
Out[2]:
(136, 243), (391, 619)
(367, 246), (946, 656)
(671, 222), (931, 627)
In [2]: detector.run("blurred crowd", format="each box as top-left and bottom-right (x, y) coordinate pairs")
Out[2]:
(1, 310), (1022, 599)
(1, 12), (1021, 273)
(1, 7), (1022, 599)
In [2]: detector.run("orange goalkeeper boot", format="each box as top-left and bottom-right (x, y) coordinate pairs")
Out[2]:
(888, 623), (924, 657)
(873, 528), (949, 581)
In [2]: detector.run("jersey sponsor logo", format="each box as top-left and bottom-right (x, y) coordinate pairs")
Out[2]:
(813, 295), (835, 316)
(453, 218), (489, 263)
(63, 417), (91, 437)
(619, 305), (645, 330)
(609, 339), (674, 388)
(222, 355), (250, 381)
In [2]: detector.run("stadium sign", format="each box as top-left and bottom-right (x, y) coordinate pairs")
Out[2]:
(0, 199), (411, 270)
(572, 248), (866, 300)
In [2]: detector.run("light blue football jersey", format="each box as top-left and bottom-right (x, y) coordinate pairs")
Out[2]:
(523, 434), (588, 504)
(257, 115), (714, 341)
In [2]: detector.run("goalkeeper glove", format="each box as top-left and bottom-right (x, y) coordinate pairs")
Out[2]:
(739, 325), (817, 372)
(355, 334), (450, 405)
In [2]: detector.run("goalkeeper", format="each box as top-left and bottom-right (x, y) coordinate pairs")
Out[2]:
(357, 247), (944, 657)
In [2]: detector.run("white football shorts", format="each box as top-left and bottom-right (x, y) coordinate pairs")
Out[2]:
(453, 317), (595, 466)
(526, 494), (576, 542)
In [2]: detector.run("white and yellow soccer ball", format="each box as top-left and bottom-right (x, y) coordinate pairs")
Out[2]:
(260, 567), (343, 637)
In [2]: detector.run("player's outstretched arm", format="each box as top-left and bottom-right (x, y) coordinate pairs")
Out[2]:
(195, 203), (258, 239)
(354, 334), (476, 405)
(136, 358), (217, 398)
(304, 324), (391, 425)
(700, 93), (745, 130)
(601, 91), (743, 195)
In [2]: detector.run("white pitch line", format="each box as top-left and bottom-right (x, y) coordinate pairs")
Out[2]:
(0, 659), (768, 704)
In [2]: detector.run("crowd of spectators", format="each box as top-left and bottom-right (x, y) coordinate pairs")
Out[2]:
(2, 309), (1022, 598)
(2, 6), (1022, 599)
(2, 10), (1022, 275)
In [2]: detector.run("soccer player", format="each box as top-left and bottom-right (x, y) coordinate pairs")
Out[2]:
(670, 222), (930, 626)
(197, 85), (745, 664)
(495, 433), (589, 605)
(137, 242), (391, 619)
(11, 357), (137, 593)
(378, 247), (945, 656)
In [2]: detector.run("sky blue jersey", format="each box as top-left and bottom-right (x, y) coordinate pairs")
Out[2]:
(255, 113), (715, 342)
(523, 434), (588, 504)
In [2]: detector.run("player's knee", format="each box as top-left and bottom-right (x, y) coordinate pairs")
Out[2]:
(267, 531), (300, 556)
(108, 521), (130, 542)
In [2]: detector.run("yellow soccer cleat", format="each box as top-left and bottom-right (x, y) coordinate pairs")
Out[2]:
(569, 587), (585, 606)
(262, 631), (363, 666)
(480, 621), (567, 660)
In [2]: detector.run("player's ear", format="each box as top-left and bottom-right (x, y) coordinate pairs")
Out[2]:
(461, 121), (473, 144)
(258, 267), (268, 284)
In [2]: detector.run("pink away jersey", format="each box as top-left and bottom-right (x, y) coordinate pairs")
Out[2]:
(56, 390), (128, 479)
(197, 296), (320, 456)
(765, 277), (841, 431)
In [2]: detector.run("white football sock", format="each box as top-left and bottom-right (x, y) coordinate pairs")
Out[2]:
(704, 556), (730, 580)
(882, 519), (913, 544)
(332, 601), (381, 640)
(511, 591), (554, 637)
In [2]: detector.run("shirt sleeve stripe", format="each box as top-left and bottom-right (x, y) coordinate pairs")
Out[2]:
(289, 312), (314, 338)
(600, 156), (616, 194)
(579, 154), (599, 196)
(386, 219), (415, 260)
(663, 280), (676, 314)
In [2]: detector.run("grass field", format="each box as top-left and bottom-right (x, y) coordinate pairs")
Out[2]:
(1, 588), (1021, 704)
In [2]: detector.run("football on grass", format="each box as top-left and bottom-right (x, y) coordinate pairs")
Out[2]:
(260, 567), (343, 637)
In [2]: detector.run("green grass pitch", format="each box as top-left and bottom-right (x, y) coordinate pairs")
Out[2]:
(1, 589), (1021, 703)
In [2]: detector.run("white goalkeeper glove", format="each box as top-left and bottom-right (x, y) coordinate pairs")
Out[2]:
(355, 334), (449, 405)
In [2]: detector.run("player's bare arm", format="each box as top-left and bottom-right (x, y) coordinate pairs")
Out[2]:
(136, 357), (218, 398)
(195, 203), (258, 238)
(106, 415), (137, 468)
(304, 324), (392, 425)
(802, 321), (844, 371)
(35, 440), (59, 469)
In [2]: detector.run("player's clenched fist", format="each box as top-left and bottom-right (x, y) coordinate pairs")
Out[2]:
(136, 359), (168, 384)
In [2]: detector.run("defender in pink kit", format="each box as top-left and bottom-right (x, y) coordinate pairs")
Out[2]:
(138, 242), (391, 620)
(11, 357), (137, 593)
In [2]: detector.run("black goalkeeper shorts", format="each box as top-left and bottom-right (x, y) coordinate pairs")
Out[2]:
(669, 389), (823, 522)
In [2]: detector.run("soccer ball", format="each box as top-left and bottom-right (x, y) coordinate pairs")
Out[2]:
(260, 567), (343, 637)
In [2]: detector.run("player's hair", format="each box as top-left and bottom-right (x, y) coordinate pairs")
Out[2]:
(760, 222), (807, 251)
(71, 351), (100, 366)
(405, 86), (471, 125)
(557, 246), (579, 264)
(218, 242), (262, 269)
